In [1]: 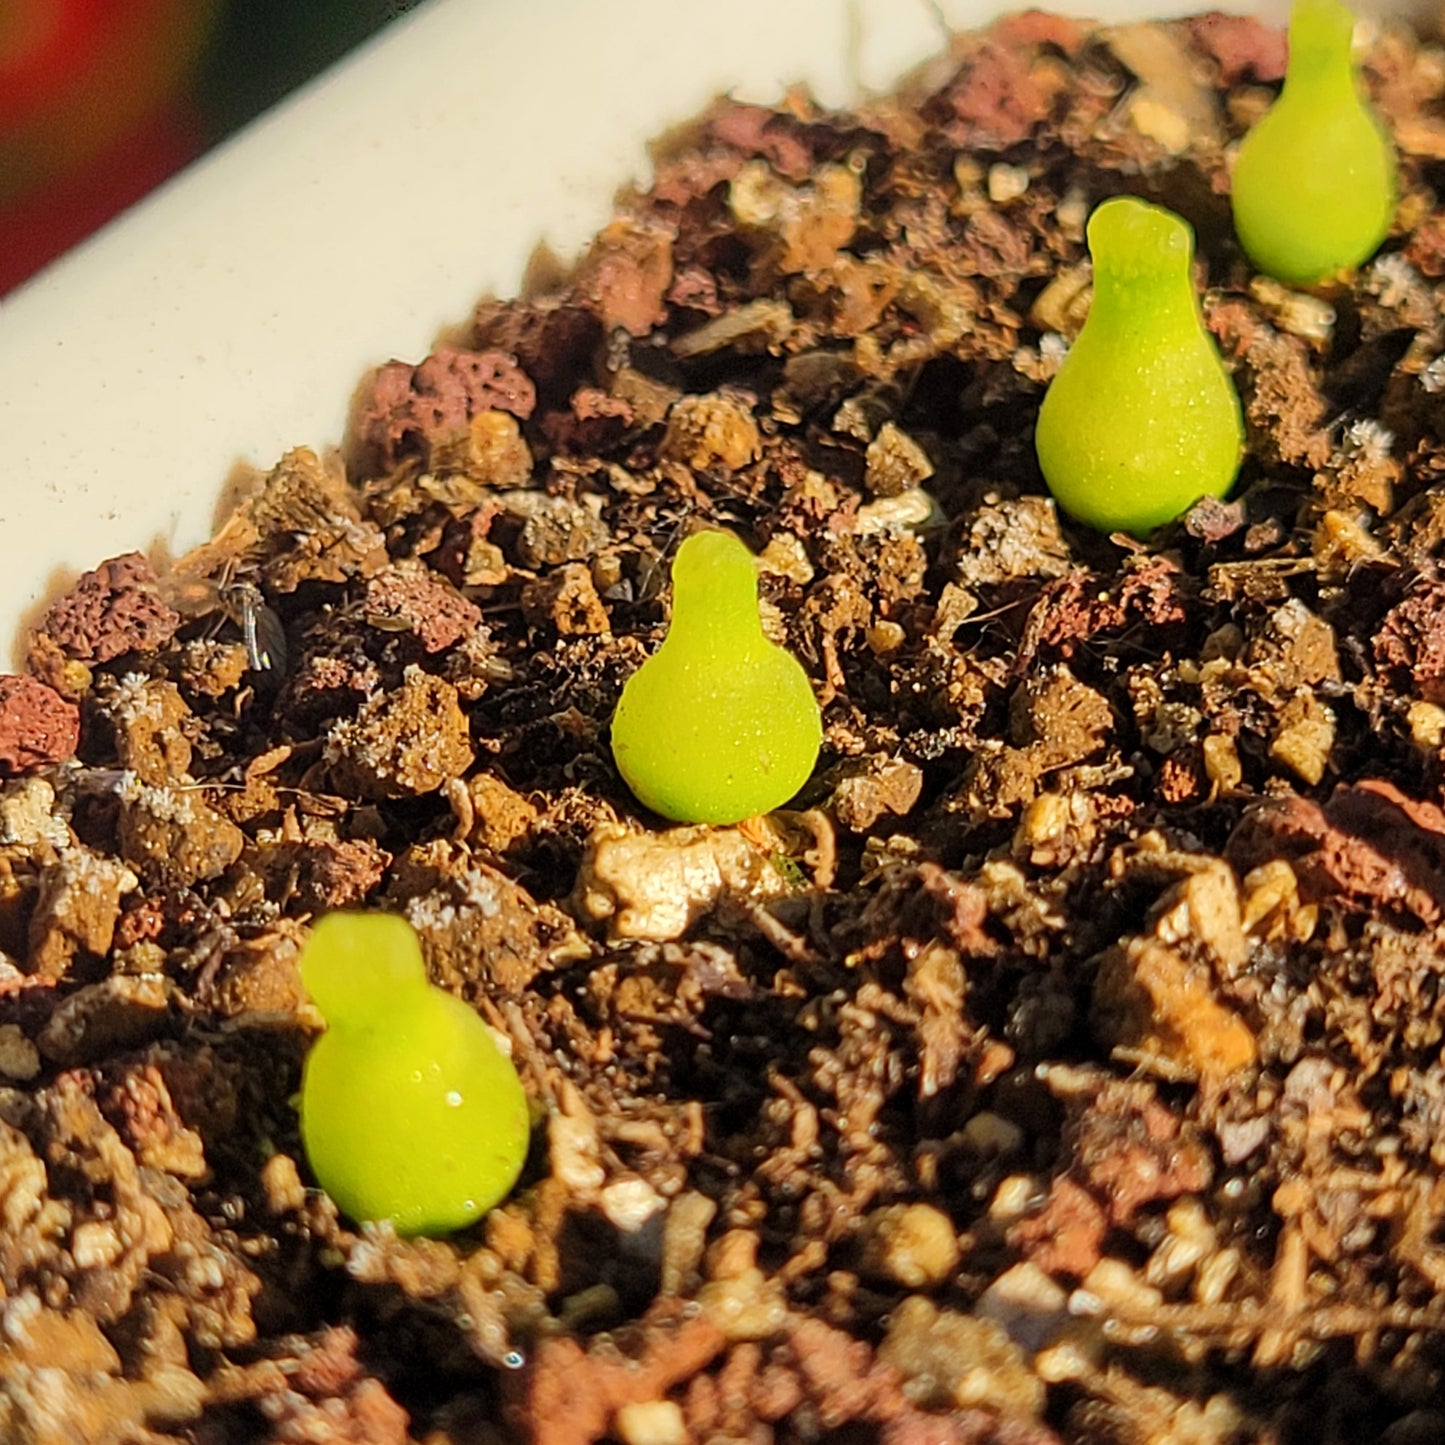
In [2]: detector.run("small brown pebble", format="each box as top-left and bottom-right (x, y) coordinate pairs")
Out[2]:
(205, 930), (307, 1018)
(781, 1316), (885, 1428)
(26, 847), (138, 981)
(752, 1362), (806, 1422)
(858, 1204), (961, 1289)
(0, 1022), (40, 1081)
(100, 1060), (208, 1180)
(364, 561), (484, 654)
(573, 218), (675, 337)
(521, 564), (611, 637)
(397, 842), (578, 996)
(613, 1399), (688, 1445)
(1240, 330), (1332, 471)
(660, 1192), (718, 1298)
(1072, 1082), (1214, 1225)
(505, 1301), (725, 1445)
(708, 101), (812, 179)
(238, 445), (389, 590)
(1184, 494), (1246, 542)
(429, 407), (534, 486)
(659, 392), (760, 472)
(282, 837), (392, 912)
(504, 491), (611, 568)
(1007, 1175), (1107, 1280)
(0, 778), (64, 853)
(1269, 692), (1335, 786)
(457, 773), (539, 855)
(864, 423), (934, 498)
(259, 1373), (411, 1445)
(117, 780), (246, 887)
(1237, 780), (1445, 929)
(1092, 936), (1257, 1082)
(37, 972), (172, 1065)
(1156, 751), (1204, 804)
(878, 1295), (1046, 1419)
(832, 756), (924, 833)
(106, 676), (194, 784)
(1376, 581), (1445, 705)
(175, 637), (250, 699)
(260, 1153), (308, 1215)
(695, 1267), (789, 1344)
(977, 1261), (1071, 1354)
(1246, 598), (1340, 692)
(285, 1326), (370, 1399)
(280, 646), (383, 727)
(1186, 11), (1287, 83)
(930, 37), (1067, 147)
(955, 496), (1072, 594)
(325, 666), (475, 800)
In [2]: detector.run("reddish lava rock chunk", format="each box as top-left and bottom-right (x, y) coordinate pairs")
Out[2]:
(0, 673), (79, 773)
(32, 550), (180, 665)
(355, 345), (538, 468)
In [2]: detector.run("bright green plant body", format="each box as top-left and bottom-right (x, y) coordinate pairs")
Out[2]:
(298, 912), (529, 1237)
(610, 529), (822, 825)
(1034, 197), (1244, 538)
(1231, 0), (1394, 285)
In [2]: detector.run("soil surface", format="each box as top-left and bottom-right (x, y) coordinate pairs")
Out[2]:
(6, 10), (1445, 1444)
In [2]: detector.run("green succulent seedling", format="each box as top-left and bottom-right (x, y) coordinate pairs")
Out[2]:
(1034, 196), (1244, 537)
(298, 912), (530, 1237)
(610, 529), (822, 825)
(1231, 0), (1395, 285)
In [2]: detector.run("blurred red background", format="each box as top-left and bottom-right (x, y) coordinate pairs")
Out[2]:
(0, 0), (420, 296)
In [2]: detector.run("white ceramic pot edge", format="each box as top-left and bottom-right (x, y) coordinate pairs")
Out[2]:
(0, 0), (1342, 664)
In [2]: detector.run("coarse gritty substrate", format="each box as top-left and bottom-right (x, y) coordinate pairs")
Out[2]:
(5, 10), (1445, 1443)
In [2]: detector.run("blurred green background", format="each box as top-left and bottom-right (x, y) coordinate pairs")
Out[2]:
(200, 0), (424, 137)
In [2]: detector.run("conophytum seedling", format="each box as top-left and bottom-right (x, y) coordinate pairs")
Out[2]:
(1231, 0), (1395, 286)
(298, 912), (530, 1237)
(610, 529), (822, 825)
(1034, 196), (1244, 537)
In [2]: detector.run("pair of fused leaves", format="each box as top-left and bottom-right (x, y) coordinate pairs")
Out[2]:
(299, 529), (820, 1239)
(620, 0), (1395, 806)
(1039, 0), (1394, 538)
(615, 0), (1393, 807)
(297, 534), (822, 1238)
(297, 4), (1401, 1241)
(299, 912), (529, 1237)
(296, 5), (1402, 1247)
(1232, 0), (1394, 287)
